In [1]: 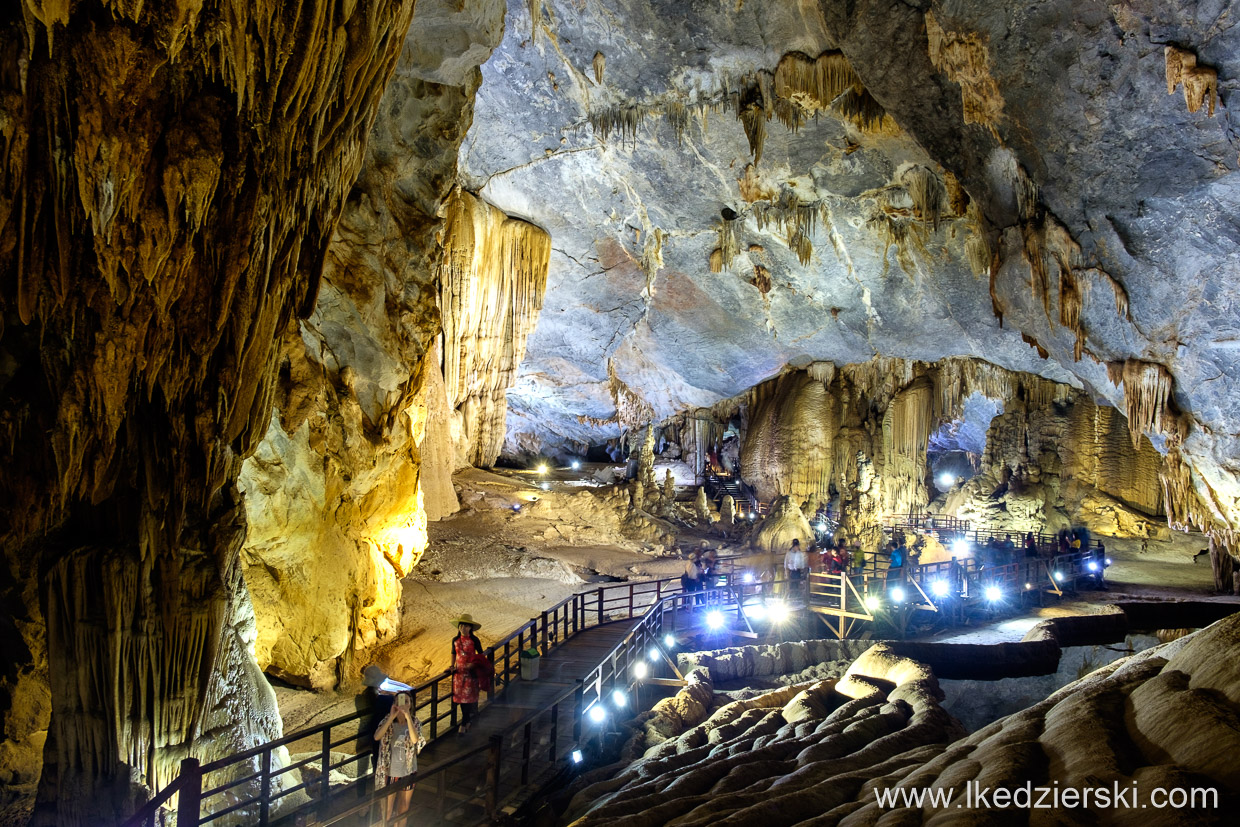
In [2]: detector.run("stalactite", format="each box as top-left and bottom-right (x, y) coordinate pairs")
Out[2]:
(924, 11), (1005, 134)
(832, 86), (896, 134)
(438, 189), (551, 466)
(899, 165), (947, 230)
(1112, 359), (1179, 449)
(717, 213), (740, 270)
(1165, 46), (1217, 116)
(964, 201), (993, 278)
(592, 51), (605, 84)
(772, 51), (860, 109)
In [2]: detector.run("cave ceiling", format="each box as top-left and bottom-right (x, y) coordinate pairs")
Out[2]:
(458, 0), (1240, 521)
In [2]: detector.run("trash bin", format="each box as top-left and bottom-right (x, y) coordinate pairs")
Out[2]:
(519, 654), (540, 681)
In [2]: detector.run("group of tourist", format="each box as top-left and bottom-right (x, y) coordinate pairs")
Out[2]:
(680, 541), (720, 597)
(361, 614), (495, 821)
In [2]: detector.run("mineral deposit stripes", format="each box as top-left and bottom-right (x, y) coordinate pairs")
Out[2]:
(873, 781), (1220, 811)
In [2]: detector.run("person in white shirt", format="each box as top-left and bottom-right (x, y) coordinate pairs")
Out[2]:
(785, 538), (808, 597)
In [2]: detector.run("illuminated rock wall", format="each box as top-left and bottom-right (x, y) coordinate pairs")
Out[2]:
(0, 1), (416, 822)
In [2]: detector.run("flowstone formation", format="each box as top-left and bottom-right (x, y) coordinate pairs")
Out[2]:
(563, 644), (966, 825)
(565, 613), (1240, 824)
(0, 1), (417, 823)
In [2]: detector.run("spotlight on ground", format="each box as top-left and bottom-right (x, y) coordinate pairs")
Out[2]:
(511, 504), (521, 512)
(1087, 561), (1099, 572)
(706, 610), (724, 630)
(633, 662), (648, 679)
(571, 460), (581, 470)
(890, 587), (906, 603)
(742, 572), (754, 584)
(768, 601), (790, 623)
(612, 690), (627, 708)
(1025, 582), (1033, 590)
(541, 482), (550, 491)
(938, 473), (954, 490)
(985, 586), (1002, 602)
(864, 595), (881, 611)
(744, 602), (767, 620)
(1053, 571), (1063, 581)
(952, 539), (968, 555)
(571, 749), (583, 764)
(930, 580), (949, 598)
(537, 463), (548, 475)
(588, 706), (606, 724)
(663, 634), (675, 648)
(1105, 558), (1112, 566)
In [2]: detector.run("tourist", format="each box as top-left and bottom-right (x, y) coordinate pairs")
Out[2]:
(1024, 532), (1038, 558)
(886, 540), (906, 585)
(700, 544), (719, 587)
(451, 614), (487, 734)
(785, 538), (809, 596)
(680, 548), (702, 598)
(375, 692), (425, 823)
(359, 664), (397, 775)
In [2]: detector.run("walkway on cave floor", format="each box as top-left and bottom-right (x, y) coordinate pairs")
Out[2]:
(404, 619), (638, 823)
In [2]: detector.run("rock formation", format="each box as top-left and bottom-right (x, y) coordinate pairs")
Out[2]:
(0, 1), (418, 822)
(566, 612), (1240, 824)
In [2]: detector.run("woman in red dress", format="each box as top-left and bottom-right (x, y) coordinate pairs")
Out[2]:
(451, 614), (486, 734)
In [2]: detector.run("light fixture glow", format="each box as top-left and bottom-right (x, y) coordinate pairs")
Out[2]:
(648, 647), (659, 662)
(588, 706), (606, 724)
(571, 749), (583, 764)
(768, 601), (789, 623)
(816, 522), (827, 532)
(1105, 558), (1112, 566)
(633, 662), (648, 679)
(537, 463), (548, 475)
(749, 512), (756, 520)
(864, 595), (881, 611)
(744, 603), (767, 620)
(930, 580), (949, 598)
(1087, 561), (1099, 572)
(985, 586), (1002, 602)
(612, 689), (627, 708)
(571, 460), (581, 470)
(541, 481), (550, 490)
(1025, 582), (1033, 590)
(938, 473), (955, 489)
(1053, 571), (1063, 581)
(742, 572), (754, 584)
(952, 539), (968, 555)
(706, 610), (724, 630)
(890, 587), (906, 603)
(663, 634), (675, 648)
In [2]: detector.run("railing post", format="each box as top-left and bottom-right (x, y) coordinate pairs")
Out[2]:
(485, 734), (503, 817)
(573, 679), (585, 741)
(549, 701), (560, 762)
(319, 727), (332, 819)
(596, 587), (604, 625)
(176, 757), (202, 827)
(540, 610), (549, 651)
(430, 679), (439, 740)
(259, 748), (272, 826)
(521, 721), (533, 785)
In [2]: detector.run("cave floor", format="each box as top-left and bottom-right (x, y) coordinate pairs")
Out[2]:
(274, 474), (1234, 735)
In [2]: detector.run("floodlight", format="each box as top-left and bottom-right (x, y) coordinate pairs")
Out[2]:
(864, 595), (881, 611)
(571, 460), (581, 470)
(588, 706), (606, 724)
(768, 601), (790, 623)
(890, 587), (906, 603)
(663, 634), (675, 648)
(647, 647), (659, 662)
(1053, 571), (1063, 581)
(706, 610), (724, 630)
(985, 586), (1002, 602)
(633, 662), (648, 679)
(744, 603), (767, 620)
(1105, 558), (1112, 566)
(952, 539), (968, 555)
(1087, 561), (1098, 572)
(938, 473), (954, 489)
(571, 749), (584, 764)
(742, 572), (754, 584)
(537, 463), (548, 475)
(930, 580), (949, 598)
(612, 690), (627, 708)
